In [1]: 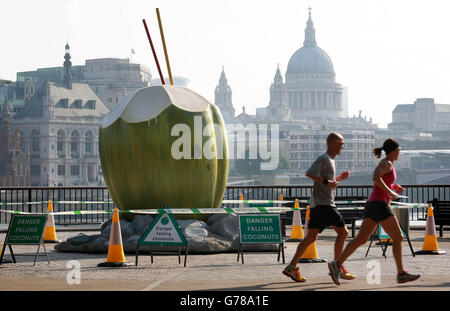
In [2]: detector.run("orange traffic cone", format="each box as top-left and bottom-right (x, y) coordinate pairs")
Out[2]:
(299, 205), (326, 263)
(415, 203), (446, 255)
(43, 200), (61, 243)
(98, 208), (129, 267)
(278, 193), (283, 207)
(239, 193), (244, 208)
(287, 199), (304, 242)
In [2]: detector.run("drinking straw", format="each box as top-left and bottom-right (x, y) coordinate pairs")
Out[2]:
(156, 8), (174, 85)
(142, 18), (165, 85)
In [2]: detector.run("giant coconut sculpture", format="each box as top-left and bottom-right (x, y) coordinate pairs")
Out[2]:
(99, 85), (229, 220)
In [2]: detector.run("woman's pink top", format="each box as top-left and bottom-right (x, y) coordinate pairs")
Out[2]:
(367, 165), (396, 203)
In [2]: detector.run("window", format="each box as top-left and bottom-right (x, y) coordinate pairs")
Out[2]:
(57, 165), (65, 176)
(71, 99), (82, 109)
(56, 98), (69, 108)
(31, 165), (40, 176)
(31, 129), (40, 152)
(71, 130), (80, 155)
(71, 165), (80, 176)
(85, 131), (93, 153)
(85, 100), (96, 109)
(57, 130), (65, 153)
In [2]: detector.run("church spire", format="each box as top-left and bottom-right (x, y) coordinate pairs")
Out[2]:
(303, 7), (317, 47)
(215, 66), (234, 123)
(274, 63), (283, 84)
(219, 65), (228, 87)
(63, 41), (73, 89)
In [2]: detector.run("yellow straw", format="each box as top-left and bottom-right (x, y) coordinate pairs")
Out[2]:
(156, 8), (173, 85)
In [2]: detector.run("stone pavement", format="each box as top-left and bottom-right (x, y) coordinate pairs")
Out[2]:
(0, 227), (449, 291)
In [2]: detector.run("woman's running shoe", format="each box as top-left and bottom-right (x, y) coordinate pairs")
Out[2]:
(397, 271), (421, 283)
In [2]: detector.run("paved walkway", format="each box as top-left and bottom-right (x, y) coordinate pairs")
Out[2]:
(0, 227), (449, 292)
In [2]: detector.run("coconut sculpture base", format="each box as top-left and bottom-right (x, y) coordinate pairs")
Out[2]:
(55, 214), (280, 254)
(99, 85), (229, 221)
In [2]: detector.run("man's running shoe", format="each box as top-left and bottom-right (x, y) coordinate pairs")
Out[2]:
(328, 261), (341, 285)
(339, 266), (356, 280)
(282, 265), (306, 282)
(397, 271), (421, 284)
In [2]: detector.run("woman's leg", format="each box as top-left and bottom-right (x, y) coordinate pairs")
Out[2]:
(379, 215), (404, 274)
(336, 218), (377, 267)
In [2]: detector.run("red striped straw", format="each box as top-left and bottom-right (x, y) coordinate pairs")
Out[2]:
(142, 19), (165, 85)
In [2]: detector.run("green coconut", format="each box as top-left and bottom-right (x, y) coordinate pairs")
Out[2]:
(99, 86), (229, 221)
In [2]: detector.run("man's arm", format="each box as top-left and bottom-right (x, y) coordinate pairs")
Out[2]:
(306, 156), (338, 187)
(336, 171), (350, 181)
(306, 173), (338, 188)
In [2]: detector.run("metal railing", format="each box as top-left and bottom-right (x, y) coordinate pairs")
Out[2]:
(0, 187), (113, 225)
(1, 185), (449, 224)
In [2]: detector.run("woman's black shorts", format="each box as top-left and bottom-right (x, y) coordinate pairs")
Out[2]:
(308, 205), (345, 233)
(363, 200), (395, 223)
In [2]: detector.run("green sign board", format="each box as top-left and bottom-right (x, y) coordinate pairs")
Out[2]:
(138, 213), (187, 246)
(378, 224), (408, 239)
(6, 215), (47, 245)
(1, 214), (50, 265)
(238, 214), (282, 244)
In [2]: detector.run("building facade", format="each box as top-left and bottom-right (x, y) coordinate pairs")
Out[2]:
(288, 127), (376, 182)
(0, 101), (30, 186)
(11, 44), (109, 186)
(214, 67), (235, 124)
(265, 9), (343, 122)
(389, 98), (450, 132)
(16, 44), (152, 110)
(214, 9), (376, 183)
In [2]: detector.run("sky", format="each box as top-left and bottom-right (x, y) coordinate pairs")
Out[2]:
(1, 0), (450, 128)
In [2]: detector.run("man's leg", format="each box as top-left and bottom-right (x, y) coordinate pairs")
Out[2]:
(289, 228), (320, 266)
(332, 225), (348, 261)
(336, 218), (377, 267)
(329, 218), (377, 285)
(283, 228), (320, 282)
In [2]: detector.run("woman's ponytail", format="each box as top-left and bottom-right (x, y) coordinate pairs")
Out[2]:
(373, 147), (383, 158)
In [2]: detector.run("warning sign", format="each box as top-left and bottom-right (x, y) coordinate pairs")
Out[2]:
(238, 214), (282, 244)
(378, 224), (408, 239)
(138, 213), (187, 246)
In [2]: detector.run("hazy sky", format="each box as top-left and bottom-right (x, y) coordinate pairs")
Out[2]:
(2, 0), (450, 128)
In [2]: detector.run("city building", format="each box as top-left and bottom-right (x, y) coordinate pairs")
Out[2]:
(215, 9), (377, 184)
(214, 67), (235, 124)
(10, 44), (109, 186)
(263, 8), (344, 122)
(389, 98), (450, 132)
(16, 43), (152, 110)
(288, 126), (376, 183)
(0, 101), (30, 186)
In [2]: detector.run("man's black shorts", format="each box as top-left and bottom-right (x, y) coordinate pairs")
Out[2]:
(308, 205), (345, 233)
(363, 200), (395, 222)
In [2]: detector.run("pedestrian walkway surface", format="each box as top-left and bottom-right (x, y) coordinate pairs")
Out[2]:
(0, 227), (449, 293)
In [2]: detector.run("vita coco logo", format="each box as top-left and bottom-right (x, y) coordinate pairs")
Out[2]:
(171, 116), (279, 171)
